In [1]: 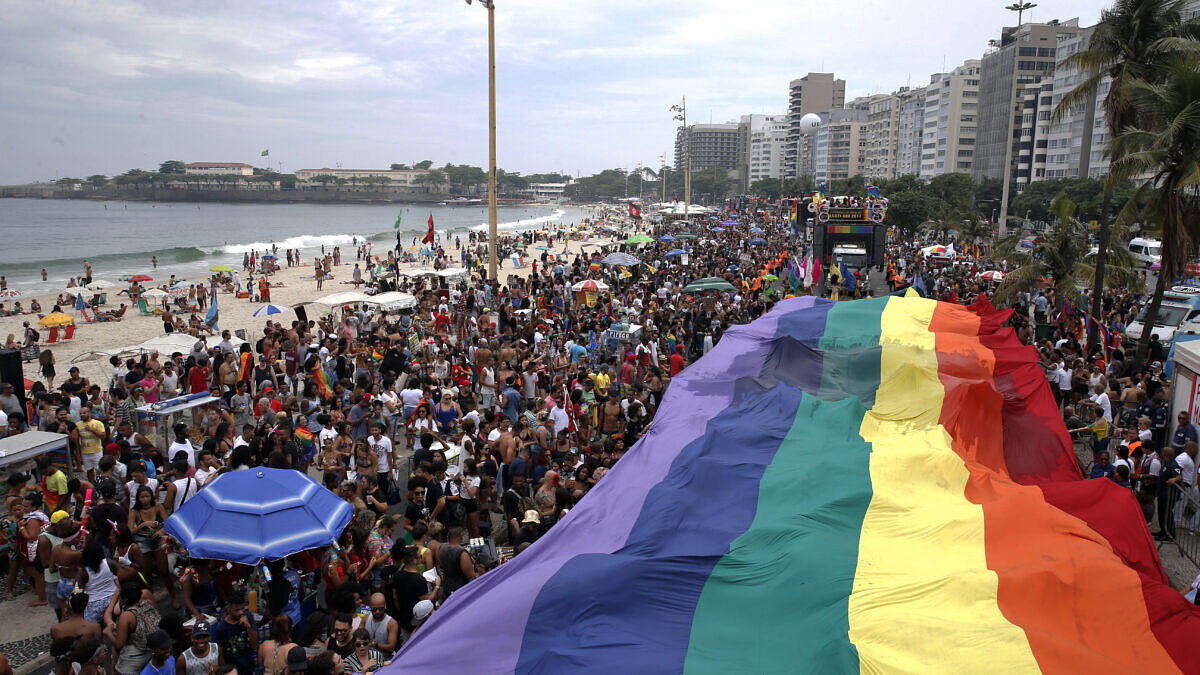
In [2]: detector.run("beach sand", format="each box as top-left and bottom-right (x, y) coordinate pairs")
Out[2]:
(0, 220), (630, 389)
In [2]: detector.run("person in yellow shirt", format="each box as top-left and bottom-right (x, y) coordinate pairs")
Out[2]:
(75, 406), (107, 483)
(38, 457), (68, 513)
(590, 367), (612, 400)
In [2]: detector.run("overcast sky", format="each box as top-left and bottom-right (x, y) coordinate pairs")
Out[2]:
(0, 0), (1107, 184)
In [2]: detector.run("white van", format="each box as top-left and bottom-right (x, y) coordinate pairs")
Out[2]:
(832, 245), (870, 272)
(1127, 286), (1200, 342)
(1128, 237), (1162, 267)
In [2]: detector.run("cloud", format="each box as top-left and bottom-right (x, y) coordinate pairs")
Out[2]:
(0, 0), (1107, 183)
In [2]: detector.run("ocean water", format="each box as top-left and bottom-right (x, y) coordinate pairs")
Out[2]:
(0, 199), (589, 294)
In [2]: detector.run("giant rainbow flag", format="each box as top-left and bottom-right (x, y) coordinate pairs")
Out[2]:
(391, 294), (1200, 673)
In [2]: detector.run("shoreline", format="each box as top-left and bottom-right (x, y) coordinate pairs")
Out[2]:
(0, 215), (629, 389)
(0, 187), (581, 207)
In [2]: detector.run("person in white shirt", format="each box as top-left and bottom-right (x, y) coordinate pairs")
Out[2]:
(168, 460), (199, 513)
(1083, 386), (1112, 422)
(167, 422), (196, 466)
(367, 422), (394, 484)
(194, 451), (220, 487)
(400, 385), (423, 420)
(547, 395), (569, 438)
(1138, 416), (1154, 443)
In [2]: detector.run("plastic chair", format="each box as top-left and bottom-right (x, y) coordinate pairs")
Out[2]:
(63, 324), (76, 340)
(46, 327), (59, 343)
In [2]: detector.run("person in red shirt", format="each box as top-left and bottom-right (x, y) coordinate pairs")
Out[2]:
(433, 312), (451, 334)
(669, 345), (686, 376)
(189, 359), (211, 394)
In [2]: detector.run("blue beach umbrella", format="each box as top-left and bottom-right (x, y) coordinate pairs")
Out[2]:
(710, 227), (726, 233)
(749, 227), (764, 233)
(602, 252), (640, 266)
(663, 248), (687, 258)
(748, 237), (768, 245)
(658, 235), (677, 242)
(164, 468), (353, 564)
(75, 293), (86, 311)
(253, 304), (291, 317)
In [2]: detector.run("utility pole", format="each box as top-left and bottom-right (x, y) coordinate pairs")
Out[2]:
(659, 154), (666, 203)
(466, 0), (498, 280)
(998, 2), (1036, 236)
(637, 161), (643, 204)
(671, 98), (690, 221)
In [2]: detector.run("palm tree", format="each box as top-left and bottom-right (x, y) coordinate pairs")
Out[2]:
(1108, 56), (1200, 362)
(1053, 0), (1200, 351)
(993, 193), (1142, 310)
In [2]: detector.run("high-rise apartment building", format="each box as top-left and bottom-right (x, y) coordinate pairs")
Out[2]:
(813, 107), (868, 183)
(896, 86), (928, 177)
(674, 122), (742, 174)
(865, 92), (902, 180)
(917, 59), (981, 179)
(784, 73), (845, 178)
(974, 20), (1078, 186)
(740, 114), (789, 187)
(1041, 25), (1109, 182)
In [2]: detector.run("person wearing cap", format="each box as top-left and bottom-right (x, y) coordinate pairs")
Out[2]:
(512, 509), (541, 549)
(283, 646), (308, 675)
(141, 629), (175, 675)
(409, 600), (434, 634)
(37, 509), (74, 618)
(1172, 410), (1199, 454)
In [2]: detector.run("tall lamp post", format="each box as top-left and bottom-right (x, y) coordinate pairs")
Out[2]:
(466, 0), (498, 280)
(997, 1), (1036, 236)
(671, 99), (691, 222)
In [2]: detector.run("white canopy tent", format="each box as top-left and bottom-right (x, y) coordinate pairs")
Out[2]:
(72, 332), (247, 362)
(362, 292), (418, 310)
(313, 291), (372, 305)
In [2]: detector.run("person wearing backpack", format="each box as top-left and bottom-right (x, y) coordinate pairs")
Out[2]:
(436, 526), (476, 599)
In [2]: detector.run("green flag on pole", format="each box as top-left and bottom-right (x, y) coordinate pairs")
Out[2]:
(394, 212), (402, 230)
(261, 149), (269, 157)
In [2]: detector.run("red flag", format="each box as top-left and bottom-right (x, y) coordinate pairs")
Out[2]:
(424, 213), (435, 244)
(628, 203), (642, 219)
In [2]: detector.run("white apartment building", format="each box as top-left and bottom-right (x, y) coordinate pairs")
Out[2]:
(185, 162), (254, 176)
(1043, 25), (1110, 181)
(813, 107), (869, 183)
(864, 88), (929, 180)
(293, 167), (443, 188)
(784, 73), (846, 178)
(741, 114), (789, 185)
(896, 86), (928, 177)
(919, 59), (981, 179)
(865, 94), (900, 180)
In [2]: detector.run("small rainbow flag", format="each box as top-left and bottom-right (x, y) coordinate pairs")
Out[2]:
(294, 427), (316, 461)
(312, 365), (333, 400)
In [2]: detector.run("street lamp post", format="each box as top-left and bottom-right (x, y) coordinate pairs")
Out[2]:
(997, 2), (1036, 237)
(671, 98), (690, 221)
(467, 0), (499, 280)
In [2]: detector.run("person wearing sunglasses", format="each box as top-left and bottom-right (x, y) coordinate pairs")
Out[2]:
(342, 628), (387, 673)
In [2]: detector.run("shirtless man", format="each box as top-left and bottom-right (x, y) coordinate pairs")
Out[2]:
(218, 352), (240, 398)
(495, 417), (517, 495)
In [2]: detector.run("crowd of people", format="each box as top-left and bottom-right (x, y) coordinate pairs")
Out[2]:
(0, 197), (1194, 673)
